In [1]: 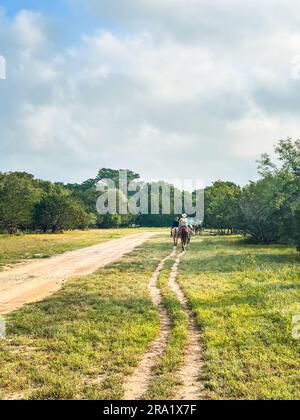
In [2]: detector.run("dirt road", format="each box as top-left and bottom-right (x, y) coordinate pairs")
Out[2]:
(123, 249), (176, 400)
(123, 249), (203, 400)
(169, 253), (204, 400)
(0, 232), (160, 314)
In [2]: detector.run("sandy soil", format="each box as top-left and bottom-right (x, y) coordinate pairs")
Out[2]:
(0, 232), (159, 314)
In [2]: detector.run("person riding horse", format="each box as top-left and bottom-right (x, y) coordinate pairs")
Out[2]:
(171, 215), (193, 249)
(178, 214), (190, 251)
(171, 217), (179, 237)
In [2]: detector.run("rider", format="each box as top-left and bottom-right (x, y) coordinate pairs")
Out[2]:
(188, 218), (195, 235)
(171, 217), (180, 237)
(178, 214), (194, 240)
(172, 217), (180, 229)
(178, 214), (188, 236)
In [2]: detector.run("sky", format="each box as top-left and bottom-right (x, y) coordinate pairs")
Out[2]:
(1, 0), (300, 186)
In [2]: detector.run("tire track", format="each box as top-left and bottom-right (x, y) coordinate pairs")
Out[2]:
(169, 252), (204, 400)
(123, 249), (176, 400)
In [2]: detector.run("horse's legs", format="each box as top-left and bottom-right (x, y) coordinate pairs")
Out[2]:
(181, 232), (187, 251)
(172, 228), (178, 247)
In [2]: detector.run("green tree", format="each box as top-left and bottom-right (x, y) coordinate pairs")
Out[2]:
(257, 138), (300, 248)
(239, 176), (285, 243)
(96, 168), (140, 189)
(204, 181), (242, 234)
(34, 192), (88, 233)
(0, 172), (41, 233)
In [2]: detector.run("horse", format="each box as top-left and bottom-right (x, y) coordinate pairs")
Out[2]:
(188, 226), (195, 244)
(179, 226), (189, 251)
(171, 227), (179, 247)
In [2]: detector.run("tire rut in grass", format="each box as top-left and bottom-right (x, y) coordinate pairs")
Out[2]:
(169, 252), (204, 400)
(123, 249), (176, 400)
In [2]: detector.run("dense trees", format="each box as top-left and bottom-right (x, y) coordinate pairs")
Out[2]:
(0, 170), (180, 232)
(204, 181), (241, 234)
(0, 172), (42, 233)
(202, 138), (300, 249)
(239, 139), (300, 246)
(0, 173), (91, 233)
(0, 139), (299, 251)
(34, 193), (89, 233)
(238, 176), (283, 243)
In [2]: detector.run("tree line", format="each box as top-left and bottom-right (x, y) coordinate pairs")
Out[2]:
(205, 139), (300, 250)
(0, 168), (177, 233)
(0, 138), (299, 250)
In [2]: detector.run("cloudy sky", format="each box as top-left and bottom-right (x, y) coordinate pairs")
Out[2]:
(1, 0), (300, 186)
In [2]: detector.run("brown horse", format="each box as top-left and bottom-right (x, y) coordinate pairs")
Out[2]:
(171, 227), (178, 247)
(179, 226), (189, 251)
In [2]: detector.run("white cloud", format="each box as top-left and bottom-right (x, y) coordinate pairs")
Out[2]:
(12, 10), (46, 48)
(1, 3), (300, 185)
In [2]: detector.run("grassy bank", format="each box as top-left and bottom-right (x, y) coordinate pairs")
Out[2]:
(178, 236), (300, 400)
(0, 228), (161, 270)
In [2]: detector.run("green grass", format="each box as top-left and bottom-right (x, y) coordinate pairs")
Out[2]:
(1, 234), (299, 400)
(0, 228), (160, 270)
(178, 236), (300, 400)
(0, 237), (170, 400)
(144, 258), (189, 399)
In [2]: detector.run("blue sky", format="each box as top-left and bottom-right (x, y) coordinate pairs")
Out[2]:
(1, 1), (300, 185)
(1, 0), (67, 16)
(1, 0), (72, 31)
(0, 0), (107, 46)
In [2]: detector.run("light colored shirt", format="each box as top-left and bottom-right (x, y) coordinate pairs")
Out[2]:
(179, 217), (188, 227)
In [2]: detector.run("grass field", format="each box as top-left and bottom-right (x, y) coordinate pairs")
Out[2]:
(0, 238), (169, 400)
(0, 228), (159, 270)
(179, 236), (300, 400)
(0, 234), (299, 400)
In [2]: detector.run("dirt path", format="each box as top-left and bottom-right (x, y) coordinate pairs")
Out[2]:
(169, 253), (204, 400)
(0, 232), (160, 314)
(123, 249), (176, 400)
